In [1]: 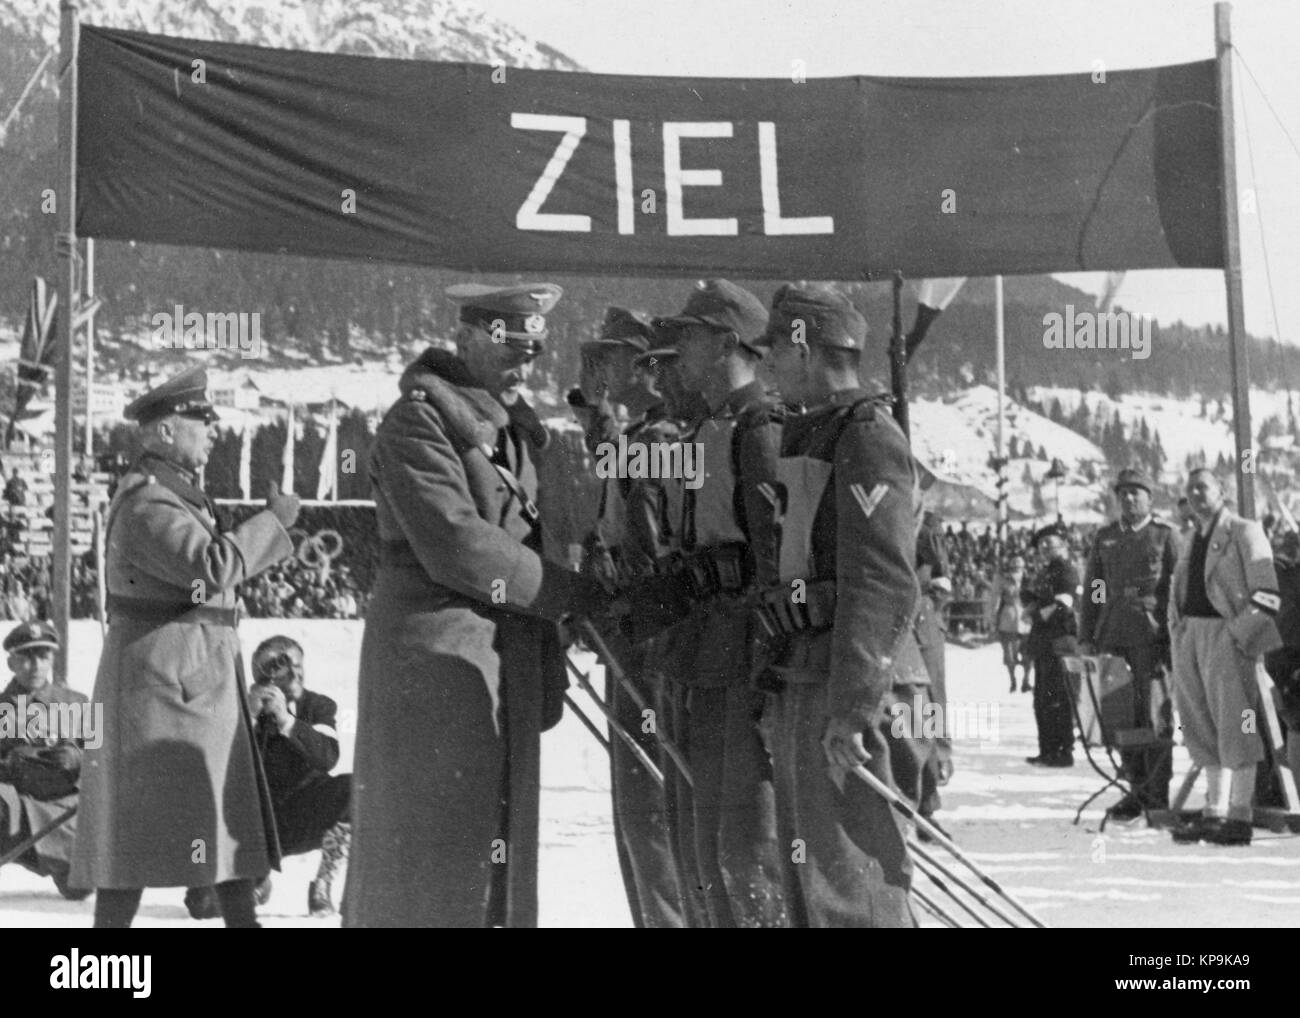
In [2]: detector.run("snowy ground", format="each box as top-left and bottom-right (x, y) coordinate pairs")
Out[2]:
(1, 621), (1296, 928)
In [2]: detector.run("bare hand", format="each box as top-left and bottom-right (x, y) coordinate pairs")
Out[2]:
(822, 716), (871, 771)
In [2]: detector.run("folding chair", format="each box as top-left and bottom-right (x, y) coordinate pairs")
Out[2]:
(1060, 654), (1172, 829)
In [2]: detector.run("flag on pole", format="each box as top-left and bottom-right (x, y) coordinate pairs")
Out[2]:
(239, 420), (253, 500)
(281, 400), (295, 494)
(8, 277), (58, 447)
(316, 401), (338, 501)
(905, 277), (967, 362)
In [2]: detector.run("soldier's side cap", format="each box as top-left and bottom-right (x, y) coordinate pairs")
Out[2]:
(764, 283), (867, 351)
(124, 364), (220, 425)
(4, 620), (59, 653)
(1032, 521), (1070, 546)
(1113, 467), (1152, 494)
(446, 282), (563, 353)
(584, 307), (654, 353)
(653, 279), (769, 345)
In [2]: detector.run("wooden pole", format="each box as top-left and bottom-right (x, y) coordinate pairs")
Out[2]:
(1216, 3), (1254, 518)
(53, 0), (79, 684)
(890, 271), (908, 436)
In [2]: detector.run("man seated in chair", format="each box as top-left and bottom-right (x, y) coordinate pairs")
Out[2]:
(0, 621), (91, 900)
(185, 636), (351, 918)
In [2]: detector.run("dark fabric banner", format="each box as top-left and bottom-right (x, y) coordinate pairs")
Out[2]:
(75, 25), (1225, 279)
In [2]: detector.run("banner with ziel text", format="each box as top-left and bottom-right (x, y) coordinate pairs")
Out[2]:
(76, 26), (1224, 279)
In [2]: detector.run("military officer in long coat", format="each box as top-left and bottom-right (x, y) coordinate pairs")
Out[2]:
(760, 284), (928, 928)
(345, 283), (606, 928)
(70, 366), (300, 928)
(1079, 468), (1179, 818)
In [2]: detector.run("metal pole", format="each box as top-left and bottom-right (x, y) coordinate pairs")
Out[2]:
(995, 275), (1008, 546)
(1216, 3), (1254, 518)
(53, 0), (80, 685)
(84, 237), (94, 460)
(890, 271), (908, 436)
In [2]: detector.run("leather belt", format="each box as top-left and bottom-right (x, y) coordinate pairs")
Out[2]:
(652, 542), (753, 601)
(754, 579), (837, 637)
(107, 595), (238, 627)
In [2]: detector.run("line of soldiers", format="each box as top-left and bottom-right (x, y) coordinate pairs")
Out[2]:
(571, 279), (942, 928)
(346, 277), (942, 928)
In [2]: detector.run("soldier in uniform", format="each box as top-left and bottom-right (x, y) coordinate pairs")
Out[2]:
(625, 341), (711, 926)
(0, 622), (89, 900)
(913, 511), (954, 838)
(70, 365), (300, 927)
(628, 279), (788, 928)
(1023, 522), (1081, 768)
(1079, 468), (1179, 818)
(759, 284), (928, 928)
(571, 306), (687, 928)
(345, 283), (607, 928)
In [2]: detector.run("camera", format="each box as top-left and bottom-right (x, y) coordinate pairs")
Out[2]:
(255, 650), (295, 684)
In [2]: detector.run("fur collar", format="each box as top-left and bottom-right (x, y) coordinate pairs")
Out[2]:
(400, 347), (548, 451)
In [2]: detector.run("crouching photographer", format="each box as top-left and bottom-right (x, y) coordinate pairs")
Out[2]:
(185, 636), (351, 919)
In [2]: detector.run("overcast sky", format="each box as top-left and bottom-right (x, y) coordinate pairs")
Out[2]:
(476, 0), (1300, 351)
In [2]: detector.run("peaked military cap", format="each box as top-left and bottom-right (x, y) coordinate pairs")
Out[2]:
(1113, 467), (1152, 494)
(1032, 521), (1071, 546)
(763, 283), (867, 351)
(583, 306), (655, 354)
(4, 620), (59, 653)
(124, 364), (219, 425)
(446, 282), (563, 356)
(654, 279), (769, 347)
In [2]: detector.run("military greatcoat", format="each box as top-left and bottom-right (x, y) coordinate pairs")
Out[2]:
(70, 453), (292, 889)
(345, 349), (583, 929)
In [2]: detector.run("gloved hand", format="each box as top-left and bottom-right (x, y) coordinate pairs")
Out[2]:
(266, 480), (301, 529)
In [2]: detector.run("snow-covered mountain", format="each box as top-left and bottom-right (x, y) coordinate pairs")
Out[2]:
(2, 0), (582, 68)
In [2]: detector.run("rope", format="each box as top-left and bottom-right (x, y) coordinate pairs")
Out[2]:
(1233, 47), (1293, 413)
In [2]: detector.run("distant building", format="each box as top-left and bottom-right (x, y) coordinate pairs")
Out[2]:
(209, 374), (263, 411)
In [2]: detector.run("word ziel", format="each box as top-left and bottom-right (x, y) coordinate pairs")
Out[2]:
(1042, 305), (1152, 360)
(0, 695), (102, 749)
(512, 114), (834, 237)
(593, 436), (705, 490)
(50, 950), (151, 998)
(152, 304), (263, 359)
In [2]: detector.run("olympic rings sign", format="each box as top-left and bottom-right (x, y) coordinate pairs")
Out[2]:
(292, 528), (345, 573)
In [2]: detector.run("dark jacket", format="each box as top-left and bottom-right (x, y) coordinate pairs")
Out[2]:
(256, 688), (340, 806)
(771, 390), (929, 725)
(1023, 557), (1081, 657)
(1080, 517), (1178, 649)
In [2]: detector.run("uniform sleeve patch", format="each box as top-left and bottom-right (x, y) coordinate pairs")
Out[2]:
(1251, 590), (1281, 615)
(850, 482), (890, 520)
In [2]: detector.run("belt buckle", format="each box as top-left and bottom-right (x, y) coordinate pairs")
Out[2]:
(520, 498), (540, 525)
(715, 549), (743, 592)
